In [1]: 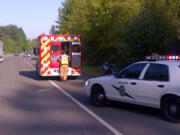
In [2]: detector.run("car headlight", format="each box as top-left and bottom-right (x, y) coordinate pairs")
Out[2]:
(85, 80), (90, 86)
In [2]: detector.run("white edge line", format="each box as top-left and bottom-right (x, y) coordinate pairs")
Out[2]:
(25, 60), (36, 70)
(24, 60), (123, 135)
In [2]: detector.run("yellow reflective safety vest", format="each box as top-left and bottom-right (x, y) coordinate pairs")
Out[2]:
(61, 54), (69, 65)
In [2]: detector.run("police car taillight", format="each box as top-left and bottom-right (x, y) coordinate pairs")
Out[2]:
(146, 55), (180, 61)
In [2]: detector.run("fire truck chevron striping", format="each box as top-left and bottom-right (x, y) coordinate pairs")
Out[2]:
(40, 38), (51, 76)
(36, 34), (82, 77)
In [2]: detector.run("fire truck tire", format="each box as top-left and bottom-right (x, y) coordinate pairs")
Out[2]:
(36, 66), (44, 80)
(37, 75), (44, 80)
(36, 72), (44, 80)
(69, 76), (78, 80)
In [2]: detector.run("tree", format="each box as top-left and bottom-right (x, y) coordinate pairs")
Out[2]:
(1, 25), (29, 53)
(3, 35), (16, 53)
(123, 0), (180, 63)
(56, 0), (180, 67)
(50, 25), (57, 34)
(0, 27), (2, 40)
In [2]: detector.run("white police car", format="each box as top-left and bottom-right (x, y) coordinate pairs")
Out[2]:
(84, 55), (180, 122)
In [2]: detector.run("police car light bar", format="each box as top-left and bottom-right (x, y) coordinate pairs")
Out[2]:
(146, 55), (180, 61)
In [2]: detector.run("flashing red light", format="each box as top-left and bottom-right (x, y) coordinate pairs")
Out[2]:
(168, 56), (172, 60)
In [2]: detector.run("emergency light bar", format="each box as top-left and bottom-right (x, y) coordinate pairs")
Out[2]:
(146, 55), (180, 61)
(59, 37), (63, 41)
(43, 37), (48, 41)
(67, 37), (71, 41)
(50, 37), (54, 41)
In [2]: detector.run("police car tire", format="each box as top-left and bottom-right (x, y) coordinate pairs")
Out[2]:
(162, 96), (180, 123)
(91, 85), (106, 107)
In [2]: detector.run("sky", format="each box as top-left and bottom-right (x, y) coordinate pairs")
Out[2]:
(0, 0), (64, 39)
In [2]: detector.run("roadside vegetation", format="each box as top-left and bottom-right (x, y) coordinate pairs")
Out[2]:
(0, 25), (34, 53)
(82, 64), (102, 76)
(55, 0), (180, 69)
(1, 0), (179, 75)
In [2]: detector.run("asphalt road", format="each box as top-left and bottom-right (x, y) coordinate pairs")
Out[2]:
(0, 55), (180, 135)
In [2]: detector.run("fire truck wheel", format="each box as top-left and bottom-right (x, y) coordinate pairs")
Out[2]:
(36, 65), (42, 80)
(69, 76), (78, 80)
(36, 70), (44, 80)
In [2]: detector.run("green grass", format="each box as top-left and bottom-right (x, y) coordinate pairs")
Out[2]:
(82, 64), (102, 77)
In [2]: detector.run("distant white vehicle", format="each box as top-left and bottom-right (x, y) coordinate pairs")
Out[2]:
(0, 40), (3, 61)
(24, 52), (32, 58)
(0, 56), (4, 62)
(84, 55), (180, 123)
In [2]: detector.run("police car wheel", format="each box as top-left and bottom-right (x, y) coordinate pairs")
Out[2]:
(162, 96), (180, 123)
(91, 85), (106, 107)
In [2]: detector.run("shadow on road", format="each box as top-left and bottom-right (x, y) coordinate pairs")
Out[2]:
(19, 71), (39, 81)
(19, 70), (90, 82)
(19, 71), (61, 81)
(0, 83), (108, 135)
(108, 100), (162, 119)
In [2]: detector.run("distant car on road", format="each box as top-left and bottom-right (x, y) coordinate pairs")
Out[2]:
(24, 52), (32, 58)
(28, 53), (31, 57)
(84, 55), (180, 123)
(0, 56), (4, 62)
(24, 53), (28, 58)
(14, 53), (19, 56)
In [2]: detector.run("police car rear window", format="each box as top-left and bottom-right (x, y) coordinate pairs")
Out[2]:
(144, 63), (169, 81)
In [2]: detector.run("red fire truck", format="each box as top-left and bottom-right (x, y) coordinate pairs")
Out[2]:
(36, 34), (82, 77)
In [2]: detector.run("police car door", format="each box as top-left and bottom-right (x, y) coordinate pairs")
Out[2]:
(136, 63), (169, 106)
(110, 63), (147, 102)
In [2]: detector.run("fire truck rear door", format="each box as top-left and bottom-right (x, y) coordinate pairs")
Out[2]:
(72, 42), (81, 68)
(50, 42), (61, 69)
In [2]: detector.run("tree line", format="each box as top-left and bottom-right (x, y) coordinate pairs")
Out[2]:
(0, 25), (33, 53)
(55, 0), (180, 67)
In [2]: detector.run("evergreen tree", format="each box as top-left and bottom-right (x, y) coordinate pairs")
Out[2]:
(50, 25), (57, 34)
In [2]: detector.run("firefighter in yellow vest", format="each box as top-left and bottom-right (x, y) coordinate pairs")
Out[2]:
(59, 51), (69, 80)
